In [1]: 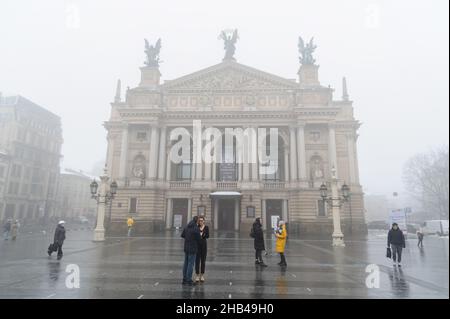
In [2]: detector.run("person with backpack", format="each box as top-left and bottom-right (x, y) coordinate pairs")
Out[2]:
(251, 218), (267, 267)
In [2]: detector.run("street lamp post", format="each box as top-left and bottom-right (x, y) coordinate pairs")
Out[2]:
(319, 167), (350, 247)
(90, 168), (117, 242)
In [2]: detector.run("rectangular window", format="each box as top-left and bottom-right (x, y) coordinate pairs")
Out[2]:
(197, 205), (206, 216)
(129, 197), (137, 214)
(318, 200), (327, 217)
(246, 206), (255, 218)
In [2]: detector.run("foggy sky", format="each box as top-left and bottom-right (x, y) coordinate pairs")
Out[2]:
(0, 0), (448, 197)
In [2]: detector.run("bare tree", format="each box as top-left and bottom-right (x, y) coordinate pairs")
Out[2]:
(403, 146), (449, 220)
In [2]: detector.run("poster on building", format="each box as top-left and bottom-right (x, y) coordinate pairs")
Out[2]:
(219, 163), (236, 181)
(173, 214), (183, 229)
(271, 215), (280, 230)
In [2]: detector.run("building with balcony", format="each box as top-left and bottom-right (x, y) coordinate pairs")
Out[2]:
(103, 37), (366, 236)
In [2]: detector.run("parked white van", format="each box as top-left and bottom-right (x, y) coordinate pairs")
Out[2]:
(423, 220), (449, 236)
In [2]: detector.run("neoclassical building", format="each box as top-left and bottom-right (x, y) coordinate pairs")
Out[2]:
(103, 34), (366, 236)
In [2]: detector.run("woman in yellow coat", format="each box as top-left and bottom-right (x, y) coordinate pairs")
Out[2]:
(275, 220), (287, 266)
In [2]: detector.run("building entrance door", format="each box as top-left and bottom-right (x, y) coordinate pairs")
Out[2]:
(172, 198), (189, 228)
(266, 199), (283, 230)
(218, 199), (235, 231)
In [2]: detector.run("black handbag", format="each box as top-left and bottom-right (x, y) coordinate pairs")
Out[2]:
(250, 227), (255, 238)
(48, 243), (57, 253)
(386, 247), (392, 259)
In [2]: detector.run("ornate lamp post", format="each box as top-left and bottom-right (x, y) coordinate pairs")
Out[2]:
(319, 167), (350, 247)
(90, 168), (117, 242)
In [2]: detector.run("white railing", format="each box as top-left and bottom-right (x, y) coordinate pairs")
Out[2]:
(216, 181), (238, 189)
(169, 181), (191, 189)
(263, 181), (285, 189)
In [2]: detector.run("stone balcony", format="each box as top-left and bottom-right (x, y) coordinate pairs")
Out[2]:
(169, 181), (192, 189)
(263, 181), (286, 189)
(216, 181), (239, 190)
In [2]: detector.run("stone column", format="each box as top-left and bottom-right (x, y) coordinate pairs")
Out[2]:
(328, 123), (338, 178)
(166, 145), (172, 181)
(213, 199), (219, 230)
(234, 199), (240, 231)
(297, 122), (307, 180)
(261, 199), (266, 231)
(195, 149), (203, 180)
(331, 172), (345, 246)
(284, 146), (289, 182)
(187, 198), (192, 222)
(346, 133), (357, 184)
(93, 172), (109, 242)
(282, 199), (288, 223)
(165, 198), (173, 229)
(289, 127), (297, 181)
(148, 125), (160, 180)
(118, 124), (129, 179)
(251, 127), (258, 181)
(212, 162), (217, 181)
(354, 135), (361, 184)
(157, 126), (167, 180)
(106, 132), (115, 178)
(204, 134), (213, 182)
(204, 161), (211, 181)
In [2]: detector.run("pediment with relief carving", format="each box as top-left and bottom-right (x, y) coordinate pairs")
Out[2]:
(162, 61), (298, 92)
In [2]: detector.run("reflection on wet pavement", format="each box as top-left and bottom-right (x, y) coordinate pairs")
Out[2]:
(0, 229), (448, 299)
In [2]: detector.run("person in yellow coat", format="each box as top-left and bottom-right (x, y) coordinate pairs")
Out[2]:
(127, 217), (134, 237)
(275, 220), (287, 267)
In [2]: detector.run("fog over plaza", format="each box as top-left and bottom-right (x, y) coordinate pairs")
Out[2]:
(0, 0), (448, 197)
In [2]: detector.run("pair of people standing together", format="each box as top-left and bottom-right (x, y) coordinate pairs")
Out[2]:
(252, 218), (287, 267)
(181, 215), (209, 286)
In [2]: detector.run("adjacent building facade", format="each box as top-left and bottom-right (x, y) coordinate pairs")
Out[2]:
(103, 37), (366, 236)
(58, 168), (97, 221)
(0, 95), (63, 222)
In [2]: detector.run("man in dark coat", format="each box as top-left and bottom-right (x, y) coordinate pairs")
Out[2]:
(251, 218), (267, 267)
(181, 216), (201, 285)
(387, 223), (406, 267)
(3, 219), (12, 240)
(49, 221), (66, 260)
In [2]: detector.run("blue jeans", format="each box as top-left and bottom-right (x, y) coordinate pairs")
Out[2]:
(183, 253), (196, 282)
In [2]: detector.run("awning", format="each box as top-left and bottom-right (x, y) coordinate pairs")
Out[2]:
(209, 191), (242, 199)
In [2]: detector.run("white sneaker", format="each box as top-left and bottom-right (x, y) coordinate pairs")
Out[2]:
(195, 275), (200, 282)
(393, 260), (397, 266)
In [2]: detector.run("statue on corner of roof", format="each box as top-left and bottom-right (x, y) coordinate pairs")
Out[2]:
(298, 36), (317, 65)
(144, 38), (161, 67)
